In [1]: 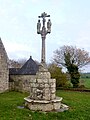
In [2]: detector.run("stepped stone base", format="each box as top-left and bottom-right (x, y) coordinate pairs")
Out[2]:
(24, 97), (63, 112)
(24, 64), (69, 112)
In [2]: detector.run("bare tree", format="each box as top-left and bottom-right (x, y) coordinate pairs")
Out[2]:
(17, 58), (27, 66)
(8, 58), (27, 68)
(52, 45), (90, 87)
(53, 45), (90, 68)
(8, 59), (21, 68)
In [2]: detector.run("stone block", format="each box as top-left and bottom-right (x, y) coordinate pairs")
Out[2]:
(30, 104), (38, 111)
(50, 93), (56, 100)
(45, 88), (50, 94)
(32, 88), (37, 94)
(36, 71), (51, 79)
(26, 102), (54, 111)
(51, 87), (56, 93)
(24, 96), (67, 112)
(39, 83), (45, 88)
(45, 83), (49, 88)
(35, 83), (38, 88)
(44, 79), (49, 83)
(52, 97), (63, 102)
(53, 102), (61, 110)
(30, 83), (36, 88)
(49, 79), (56, 83)
(45, 93), (51, 100)
(43, 103), (53, 111)
(30, 79), (36, 83)
(36, 79), (43, 83)
(50, 82), (56, 88)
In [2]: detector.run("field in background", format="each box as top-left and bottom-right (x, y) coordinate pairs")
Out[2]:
(80, 78), (90, 88)
(0, 91), (90, 120)
(80, 73), (90, 88)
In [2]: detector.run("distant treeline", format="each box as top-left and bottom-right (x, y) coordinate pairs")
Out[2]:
(81, 73), (90, 78)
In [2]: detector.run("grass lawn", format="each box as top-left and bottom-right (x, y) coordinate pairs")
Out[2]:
(83, 78), (90, 88)
(80, 78), (90, 88)
(0, 91), (90, 120)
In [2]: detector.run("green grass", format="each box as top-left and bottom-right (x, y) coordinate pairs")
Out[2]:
(80, 78), (90, 88)
(80, 73), (90, 88)
(0, 91), (90, 120)
(83, 78), (90, 88)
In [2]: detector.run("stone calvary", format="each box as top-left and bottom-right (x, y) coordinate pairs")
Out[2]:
(24, 12), (68, 112)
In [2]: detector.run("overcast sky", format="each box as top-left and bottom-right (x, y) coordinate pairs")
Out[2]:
(0, 0), (90, 72)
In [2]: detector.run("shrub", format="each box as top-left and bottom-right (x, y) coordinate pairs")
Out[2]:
(48, 63), (68, 87)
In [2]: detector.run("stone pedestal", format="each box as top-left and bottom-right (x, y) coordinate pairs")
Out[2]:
(24, 64), (68, 112)
(24, 97), (62, 111)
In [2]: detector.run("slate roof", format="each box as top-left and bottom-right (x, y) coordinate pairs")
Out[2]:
(9, 68), (20, 75)
(16, 56), (39, 75)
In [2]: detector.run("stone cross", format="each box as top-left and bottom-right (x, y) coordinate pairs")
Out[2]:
(24, 13), (68, 112)
(37, 12), (52, 65)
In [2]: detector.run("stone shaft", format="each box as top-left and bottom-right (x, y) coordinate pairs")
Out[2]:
(38, 12), (50, 64)
(41, 37), (45, 63)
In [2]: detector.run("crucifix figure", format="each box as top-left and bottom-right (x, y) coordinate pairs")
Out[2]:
(37, 12), (52, 66)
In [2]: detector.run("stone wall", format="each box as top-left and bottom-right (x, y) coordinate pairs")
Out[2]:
(9, 75), (36, 92)
(30, 72), (56, 100)
(9, 71), (56, 97)
(0, 38), (9, 93)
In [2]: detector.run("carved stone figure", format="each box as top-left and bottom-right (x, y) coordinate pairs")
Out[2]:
(37, 19), (41, 34)
(47, 19), (52, 33)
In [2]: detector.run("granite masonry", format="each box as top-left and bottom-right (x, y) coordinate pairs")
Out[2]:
(24, 64), (65, 112)
(9, 56), (39, 92)
(0, 38), (9, 93)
